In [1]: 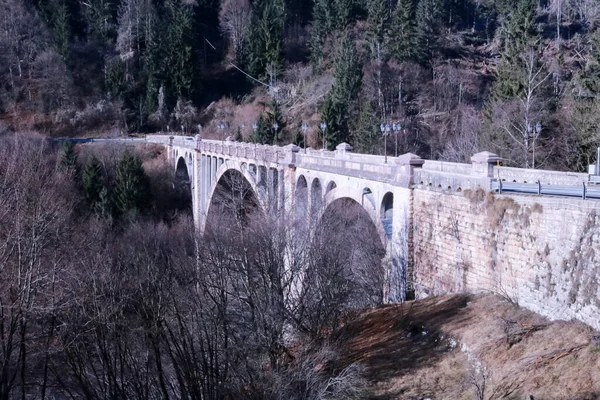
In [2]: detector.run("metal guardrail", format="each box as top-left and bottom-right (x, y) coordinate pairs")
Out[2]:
(492, 180), (600, 200)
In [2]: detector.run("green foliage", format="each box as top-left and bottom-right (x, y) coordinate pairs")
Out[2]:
(235, 126), (244, 142)
(245, 0), (286, 82)
(367, 0), (389, 59)
(388, 0), (418, 62)
(310, 0), (335, 68)
(333, 0), (355, 29)
(82, 156), (103, 208)
(490, 0), (538, 101)
(320, 34), (362, 149)
(354, 100), (382, 153)
(163, 0), (195, 99)
(252, 99), (285, 144)
(84, 0), (118, 44)
(415, 0), (443, 65)
(113, 150), (150, 216)
(580, 30), (600, 95)
(51, 0), (70, 58)
(60, 141), (79, 176)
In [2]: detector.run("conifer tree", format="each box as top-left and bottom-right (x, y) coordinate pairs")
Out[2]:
(310, 0), (335, 68)
(245, 0), (286, 82)
(415, 0), (443, 65)
(113, 150), (150, 216)
(163, 0), (195, 98)
(320, 34), (362, 148)
(334, 0), (354, 29)
(252, 113), (272, 144)
(51, 0), (70, 58)
(367, 0), (389, 59)
(235, 126), (244, 142)
(387, 0), (417, 62)
(354, 100), (382, 154)
(490, 0), (537, 101)
(82, 156), (103, 209)
(60, 141), (79, 176)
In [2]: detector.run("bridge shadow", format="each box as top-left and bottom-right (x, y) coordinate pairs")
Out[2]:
(328, 295), (472, 397)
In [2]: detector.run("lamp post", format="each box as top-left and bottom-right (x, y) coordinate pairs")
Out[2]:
(167, 125), (170, 133)
(380, 122), (391, 163)
(320, 122), (327, 150)
(181, 125), (185, 136)
(218, 123), (225, 143)
(273, 122), (279, 145)
(252, 123), (258, 150)
(392, 122), (402, 157)
(197, 124), (202, 134)
(301, 123), (308, 151)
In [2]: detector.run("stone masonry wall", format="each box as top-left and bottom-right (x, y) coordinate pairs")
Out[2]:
(413, 188), (600, 330)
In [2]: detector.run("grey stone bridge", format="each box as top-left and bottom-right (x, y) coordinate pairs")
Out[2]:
(139, 135), (600, 329)
(146, 134), (510, 303)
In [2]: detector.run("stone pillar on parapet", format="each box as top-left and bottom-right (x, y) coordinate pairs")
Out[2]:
(336, 142), (353, 158)
(471, 151), (501, 177)
(395, 153), (425, 187)
(193, 134), (203, 231)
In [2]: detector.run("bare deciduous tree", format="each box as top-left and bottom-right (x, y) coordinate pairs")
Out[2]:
(219, 0), (251, 62)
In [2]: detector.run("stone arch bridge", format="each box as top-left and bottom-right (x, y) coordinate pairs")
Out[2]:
(146, 134), (504, 303)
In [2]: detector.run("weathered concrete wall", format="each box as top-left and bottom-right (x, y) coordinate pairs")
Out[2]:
(413, 188), (600, 330)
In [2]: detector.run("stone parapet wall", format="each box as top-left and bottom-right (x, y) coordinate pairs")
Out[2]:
(494, 166), (589, 185)
(413, 188), (600, 329)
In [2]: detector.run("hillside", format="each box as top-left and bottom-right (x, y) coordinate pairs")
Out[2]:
(1, 0), (600, 171)
(328, 294), (600, 399)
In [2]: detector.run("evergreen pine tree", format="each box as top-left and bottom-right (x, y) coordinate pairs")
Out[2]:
(490, 0), (537, 101)
(319, 33), (362, 149)
(310, 0), (335, 68)
(354, 100), (382, 154)
(235, 127), (244, 142)
(387, 0), (418, 62)
(367, 0), (389, 59)
(82, 156), (103, 209)
(51, 0), (71, 58)
(334, 0), (354, 30)
(415, 0), (443, 66)
(113, 150), (151, 216)
(245, 0), (286, 82)
(97, 186), (114, 219)
(252, 113), (272, 144)
(60, 141), (79, 176)
(163, 0), (195, 98)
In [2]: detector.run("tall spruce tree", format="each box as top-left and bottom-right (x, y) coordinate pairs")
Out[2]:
(163, 0), (195, 99)
(82, 156), (103, 209)
(387, 0), (418, 62)
(367, 0), (389, 59)
(246, 0), (286, 82)
(354, 100), (382, 154)
(310, 0), (335, 68)
(60, 141), (79, 176)
(113, 150), (150, 215)
(320, 34), (362, 149)
(490, 0), (538, 101)
(415, 0), (443, 66)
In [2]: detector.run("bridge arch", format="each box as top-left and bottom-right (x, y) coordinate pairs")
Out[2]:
(380, 192), (394, 240)
(295, 175), (308, 219)
(205, 166), (263, 230)
(310, 178), (323, 217)
(325, 180), (337, 194)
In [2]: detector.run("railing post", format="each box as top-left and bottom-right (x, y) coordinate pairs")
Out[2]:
(499, 179), (503, 194)
(537, 180), (541, 195)
(583, 182), (587, 200)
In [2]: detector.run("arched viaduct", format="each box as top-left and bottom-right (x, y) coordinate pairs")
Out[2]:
(147, 134), (505, 304)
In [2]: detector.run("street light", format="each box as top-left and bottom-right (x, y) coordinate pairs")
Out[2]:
(273, 122), (279, 145)
(252, 123), (258, 149)
(197, 124), (202, 134)
(380, 122), (391, 163)
(301, 123), (308, 151)
(181, 125), (185, 135)
(392, 122), (402, 157)
(218, 123), (225, 143)
(320, 122), (327, 150)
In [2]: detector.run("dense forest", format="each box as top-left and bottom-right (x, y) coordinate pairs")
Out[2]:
(1, 0), (600, 169)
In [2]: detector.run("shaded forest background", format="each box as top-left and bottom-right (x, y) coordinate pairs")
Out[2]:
(2, 0), (600, 169)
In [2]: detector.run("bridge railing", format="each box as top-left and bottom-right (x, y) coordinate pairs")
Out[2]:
(493, 165), (589, 185)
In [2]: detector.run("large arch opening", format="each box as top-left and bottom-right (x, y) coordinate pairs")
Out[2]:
(300, 198), (385, 334)
(310, 178), (323, 220)
(174, 157), (192, 209)
(381, 192), (394, 240)
(295, 175), (308, 220)
(205, 169), (261, 235)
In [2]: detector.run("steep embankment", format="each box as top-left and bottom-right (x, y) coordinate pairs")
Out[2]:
(331, 294), (600, 399)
